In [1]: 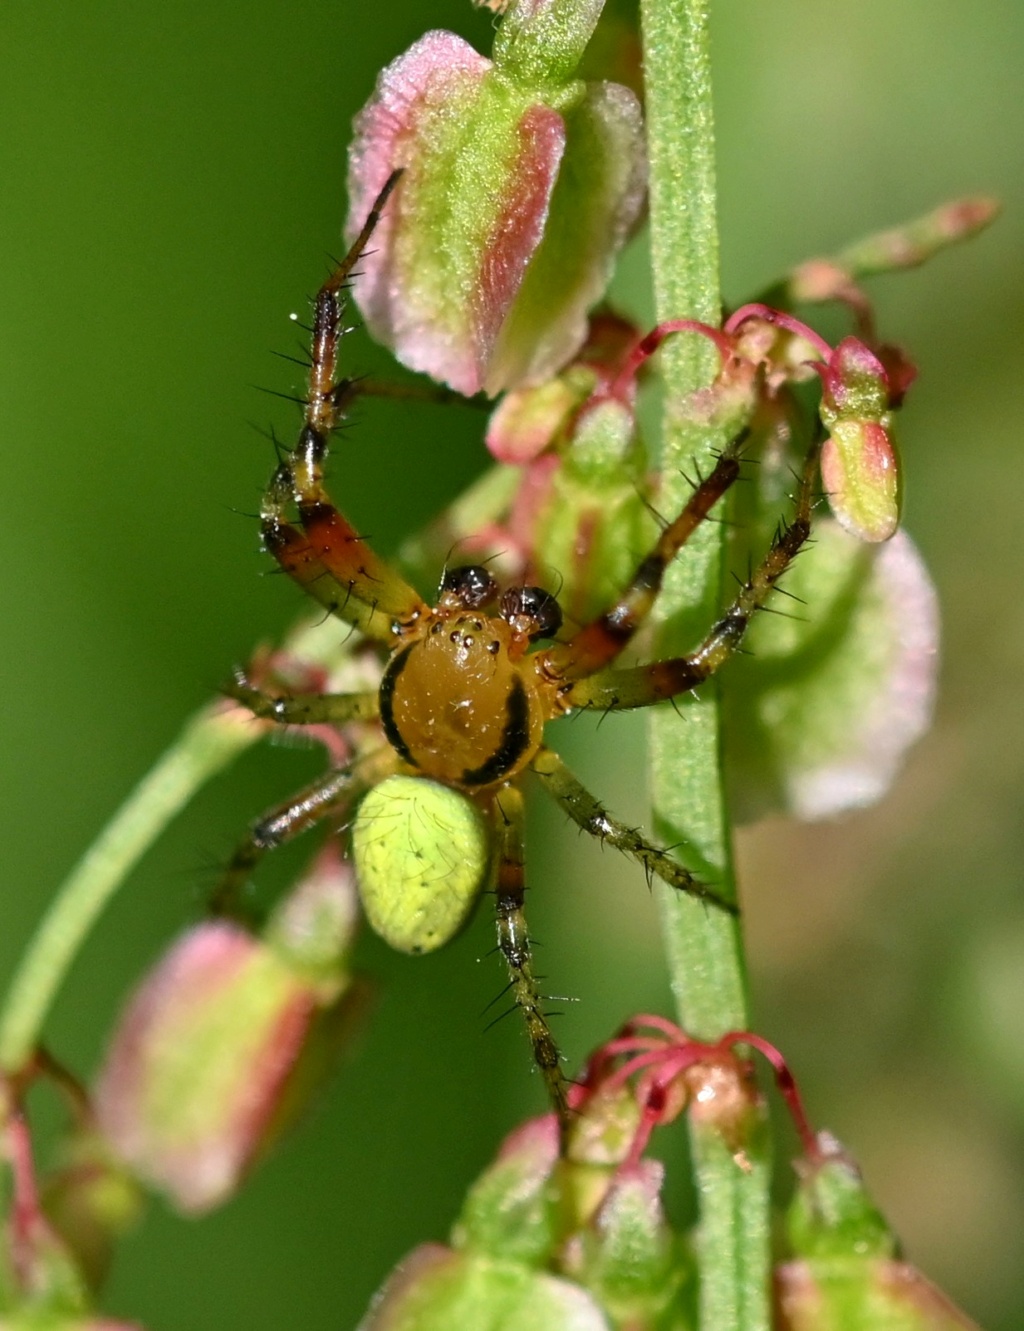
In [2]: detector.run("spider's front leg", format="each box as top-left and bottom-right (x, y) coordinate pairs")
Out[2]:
(224, 673), (379, 727)
(263, 171), (429, 644)
(538, 435), (744, 683)
(491, 783), (571, 1139)
(564, 435), (821, 715)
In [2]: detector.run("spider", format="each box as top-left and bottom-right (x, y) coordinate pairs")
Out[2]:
(219, 173), (816, 1135)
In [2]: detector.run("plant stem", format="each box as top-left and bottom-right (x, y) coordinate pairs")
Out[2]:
(639, 0), (771, 1327)
(0, 705), (258, 1074)
(0, 586), (382, 1076)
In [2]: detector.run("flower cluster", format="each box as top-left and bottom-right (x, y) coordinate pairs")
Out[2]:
(357, 1017), (979, 1330)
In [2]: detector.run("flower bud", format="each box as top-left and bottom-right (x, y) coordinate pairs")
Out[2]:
(347, 3), (645, 395)
(813, 337), (902, 542)
(262, 839), (359, 989)
(0, 1109), (141, 1328)
(486, 372), (596, 466)
(452, 1116), (560, 1268)
(525, 399), (655, 622)
(40, 1131), (143, 1294)
(359, 1243), (609, 1331)
(818, 337), (891, 425)
(777, 1134), (980, 1329)
(820, 417), (901, 543)
(566, 1161), (692, 1330)
(486, 310), (637, 463)
(837, 196), (1000, 279)
(95, 850), (365, 1213)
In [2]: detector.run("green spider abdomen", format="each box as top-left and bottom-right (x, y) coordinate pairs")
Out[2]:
(352, 775), (489, 953)
(379, 613), (545, 788)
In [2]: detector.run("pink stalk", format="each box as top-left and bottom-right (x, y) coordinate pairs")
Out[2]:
(607, 319), (732, 400)
(725, 303), (833, 361)
(716, 1031), (820, 1161)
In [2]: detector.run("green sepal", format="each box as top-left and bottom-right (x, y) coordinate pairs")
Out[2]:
(787, 1151), (894, 1264)
(569, 1163), (695, 1331)
(493, 0), (608, 92)
(452, 1121), (561, 1268)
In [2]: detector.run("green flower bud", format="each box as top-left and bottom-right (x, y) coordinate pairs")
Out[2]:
(529, 398), (655, 621)
(453, 1117), (560, 1268)
(778, 1136), (980, 1330)
(568, 1162), (693, 1331)
(821, 417), (901, 544)
(1, 1110), (140, 1327)
(40, 1132), (143, 1295)
(358, 1244), (609, 1331)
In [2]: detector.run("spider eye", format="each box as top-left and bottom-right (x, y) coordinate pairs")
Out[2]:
(500, 586), (563, 641)
(439, 564), (499, 609)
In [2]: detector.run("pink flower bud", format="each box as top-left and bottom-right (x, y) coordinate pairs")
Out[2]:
(347, 12), (645, 396)
(775, 1259), (982, 1329)
(486, 373), (595, 465)
(821, 417), (901, 543)
(817, 336), (891, 424)
(486, 309), (638, 463)
(95, 911), (363, 1213)
(779, 1136), (981, 1329)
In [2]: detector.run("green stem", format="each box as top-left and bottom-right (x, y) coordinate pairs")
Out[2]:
(639, 1), (771, 1328)
(0, 705), (259, 1073)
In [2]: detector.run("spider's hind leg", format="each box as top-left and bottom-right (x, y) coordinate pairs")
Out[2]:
(490, 784), (571, 1141)
(210, 765), (360, 920)
(531, 747), (737, 916)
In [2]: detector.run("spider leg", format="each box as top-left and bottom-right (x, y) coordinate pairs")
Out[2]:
(491, 783), (571, 1140)
(538, 435), (744, 682)
(225, 674), (379, 726)
(530, 747), (737, 915)
(261, 464), (409, 644)
(264, 171), (429, 642)
(210, 765), (362, 918)
(564, 437), (820, 713)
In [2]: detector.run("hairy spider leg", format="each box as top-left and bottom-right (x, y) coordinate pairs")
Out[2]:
(260, 467), (400, 643)
(565, 435), (821, 714)
(491, 783), (571, 1137)
(529, 748), (737, 916)
(225, 674), (380, 726)
(537, 437), (743, 683)
(261, 170), (429, 644)
(210, 763), (373, 919)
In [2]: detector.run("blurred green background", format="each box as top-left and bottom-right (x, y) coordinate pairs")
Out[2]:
(2, 1), (1022, 1327)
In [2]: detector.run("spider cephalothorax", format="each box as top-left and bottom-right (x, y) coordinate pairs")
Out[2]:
(379, 566), (561, 788)
(221, 174), (816, 1137)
